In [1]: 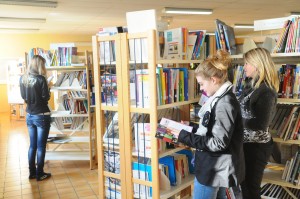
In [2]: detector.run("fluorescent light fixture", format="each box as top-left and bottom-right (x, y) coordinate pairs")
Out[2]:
(290, 12), (300, 16)
(0, 28), (39, 32)
(234, 24), (254, 29)
(0, 17), (46, 23)
(206, 32), (216, 35)
(0, 0), (57, 8)
(163, 7), (212, 15)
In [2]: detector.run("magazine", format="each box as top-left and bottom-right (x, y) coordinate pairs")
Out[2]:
(155, 117), (192, 144)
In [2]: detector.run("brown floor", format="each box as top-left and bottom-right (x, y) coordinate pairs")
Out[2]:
(0, 114), (99, 199)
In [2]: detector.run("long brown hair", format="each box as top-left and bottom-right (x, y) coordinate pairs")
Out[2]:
(22, 55), (47, 85)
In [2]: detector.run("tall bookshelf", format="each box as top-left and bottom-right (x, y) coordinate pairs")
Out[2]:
(93, 30), (201, 198)
(6, 58), (26, 120)
(232, 52), (300, 198)
(45, 51), (97, 169)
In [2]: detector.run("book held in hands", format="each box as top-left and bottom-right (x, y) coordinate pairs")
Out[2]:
(155, 117), (192, 144)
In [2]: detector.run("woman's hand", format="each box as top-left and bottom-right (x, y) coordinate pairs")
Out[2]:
(181, 120), (190, 126)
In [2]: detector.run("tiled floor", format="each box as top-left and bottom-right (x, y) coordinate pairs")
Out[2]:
(0, 114), (99, 199)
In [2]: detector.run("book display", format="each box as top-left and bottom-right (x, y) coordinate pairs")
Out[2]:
(92, 29), (202, 198)
(6, 58), (26, 120)
(43, 50), (97, 169)
(231, 52), (300, 198)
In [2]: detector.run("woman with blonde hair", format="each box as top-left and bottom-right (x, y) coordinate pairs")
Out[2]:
(175, 50), (245, 199)
(20, 55), (52, 181)
(239, 47), (279, 199)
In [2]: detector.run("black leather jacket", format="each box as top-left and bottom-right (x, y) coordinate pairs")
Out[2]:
(20, 74), (51, 114)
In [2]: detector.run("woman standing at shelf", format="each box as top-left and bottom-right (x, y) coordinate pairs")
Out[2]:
(176, 50), (245, 199)
(238, 47), (279, 199)
(20, 55), (52, 181)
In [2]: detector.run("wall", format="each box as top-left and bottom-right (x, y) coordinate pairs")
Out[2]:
(0, 33), (92, 113)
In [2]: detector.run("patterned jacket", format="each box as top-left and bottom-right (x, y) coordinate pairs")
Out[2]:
(238, 79), (277, 143)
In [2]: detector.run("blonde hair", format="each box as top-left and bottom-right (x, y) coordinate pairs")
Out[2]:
(22, 55), (47, 85)
(244, 48), (279, 92)
(195, 50), (231, 83)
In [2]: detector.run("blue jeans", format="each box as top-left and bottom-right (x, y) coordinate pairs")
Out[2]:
(194, 178), (227, 199)
(26, 114), (51, 175)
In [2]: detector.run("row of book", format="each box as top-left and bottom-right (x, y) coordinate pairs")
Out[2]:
(28, 47), (83, 67)
(54, 71), (87, 89)
(215, 19), (237, 55)
(103, 149), (194, 198)
(273, 17), (300, 53)
(270, 104), (300, 141)
(52, 117), (88, 131)
(260, 183), (300, 199)
(281, 149), (300, 185)
(61, 96), (88, 114)
(278, 64), (300, 99)
(100, 68), (200, 107)
(231, 63), (300, 99)
(97, 25), (208, 63)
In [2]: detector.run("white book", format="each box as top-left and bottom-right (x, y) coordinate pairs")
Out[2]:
(159, 117), (192, 137)
(134, 123), (151, 158)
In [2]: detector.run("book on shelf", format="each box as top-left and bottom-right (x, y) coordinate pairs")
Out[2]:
(134, 123), (151, 158)
(104, 150), (120, 174)
(51, 138), (72, 143)
(103, 112), (119, 145)
(132, 162), (152, 198)
(188, 30), (206, 59)
(163, 27), (188, 60)
(101, 73), (117, 105)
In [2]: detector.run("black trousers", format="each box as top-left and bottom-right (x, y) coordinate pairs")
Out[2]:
(241, 140), (273, 199)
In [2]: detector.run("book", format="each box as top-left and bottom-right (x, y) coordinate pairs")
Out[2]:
(132, 162), (152, 198)
(155, 117), (193, 144)
(222, 24), (237, 55)
(134, 123), (151, 158)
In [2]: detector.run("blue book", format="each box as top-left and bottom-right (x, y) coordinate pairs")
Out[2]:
(159, 156), (177, 185)
(176, 149), (195, 174)
(132, 162), (152, 197)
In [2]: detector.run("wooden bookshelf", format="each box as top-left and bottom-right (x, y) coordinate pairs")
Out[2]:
(9, 103), (26, 120)
(45, 50), (97, 169)
(93, 31), (197, 199)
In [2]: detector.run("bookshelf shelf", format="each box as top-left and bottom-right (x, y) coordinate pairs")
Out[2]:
(158, 147), (187, 158)
(101, 104), (119, 111)
(50, 87), (87, 91)
(157, 98), (200, 110)
(46, 66), (87, 71)
(272, 137), (300, 145)
(50, 112), (89, 117)
(157, 59), (203, 64)
(263, 169), (300, 189)
(277, 98), (300, 104)
(48, 136), (90, 144)
(160, 175), (194, 199)
(45, 151), (89, 160)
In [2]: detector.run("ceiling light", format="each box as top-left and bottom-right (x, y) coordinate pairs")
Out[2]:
(0, 28), (39, 32)
(163, 7), (212, 15)
(0, 0), (57, 8)
(234, 24), (254, 29)
(0, 17), (46, 23)
(290, 12), (300, 16)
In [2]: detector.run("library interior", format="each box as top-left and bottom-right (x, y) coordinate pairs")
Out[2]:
(1, 0), (300, 199)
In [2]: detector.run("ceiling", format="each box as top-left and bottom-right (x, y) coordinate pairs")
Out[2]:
(0, 0), (299, 35)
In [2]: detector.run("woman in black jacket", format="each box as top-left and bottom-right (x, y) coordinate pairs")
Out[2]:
(20, 55), (51, 181)
(239, 48), (279, 199)
(176, 50), (245, 199)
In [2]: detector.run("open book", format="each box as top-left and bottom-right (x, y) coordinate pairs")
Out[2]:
(155, 117), (192, 144)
